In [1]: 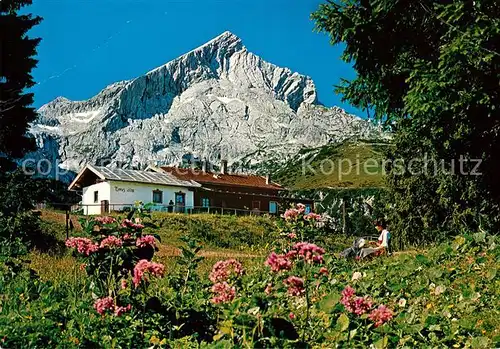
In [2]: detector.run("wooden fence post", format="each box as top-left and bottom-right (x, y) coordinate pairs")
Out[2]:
(65, 208), (70, 240)
(342, 198), (347, 235)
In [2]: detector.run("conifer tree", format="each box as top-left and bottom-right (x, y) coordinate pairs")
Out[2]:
(0, 0), (42, 170)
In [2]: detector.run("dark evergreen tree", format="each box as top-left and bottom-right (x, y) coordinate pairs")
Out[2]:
(0, 0), (41, 171)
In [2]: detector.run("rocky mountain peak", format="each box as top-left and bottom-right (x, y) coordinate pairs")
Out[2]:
(29, 32), (385, 179)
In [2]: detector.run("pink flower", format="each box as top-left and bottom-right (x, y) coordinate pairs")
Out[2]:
(93, 297), (115, 315)
(136, 235), (157, 248)
(289, 242), (325, 264)
(368, 305), (393, 327)
(133, 259), (165, 287)
(100, 236), (123, 249)
(289, 312), (296, 320)
(121, 219), (145, 230)
(296, 203), (306, 213)
(114, 304), (132, 317)
(352, 296), (374, 315)
(287, 233), (297, 239)
(319, 267), (329, 276)
(265, 252), (292, 272)
(94, 216), (116, 225)
(340, 286), (373, 315)
(66, 237), (99, 256)
(284, 276), (305, 296)
(121, 279), (128, 289)
(209, 259), (244, 283)
(341, 285), (356, 299)
(123, 234), (132, 240)
(211, 282), (236, 304)
(93, 297), (132, 316)
(304, 213), (322, 221)
(281, 208), (300, 221)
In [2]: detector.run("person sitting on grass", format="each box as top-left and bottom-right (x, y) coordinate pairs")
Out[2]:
(375, 220), (392, 256)
(357, 220), (392, 259)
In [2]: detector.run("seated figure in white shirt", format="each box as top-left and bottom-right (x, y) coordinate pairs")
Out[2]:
(375, 220), (391, 255)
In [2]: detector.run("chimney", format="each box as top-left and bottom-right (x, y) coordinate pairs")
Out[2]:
(202, 158), (208, 172)
(265, 174), (271, 185)
(221, 159), (228, 175)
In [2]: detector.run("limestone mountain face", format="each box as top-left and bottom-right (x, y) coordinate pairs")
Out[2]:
(30, 31), (383, 177)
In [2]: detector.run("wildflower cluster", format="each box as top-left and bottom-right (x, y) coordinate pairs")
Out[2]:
(281, 203), (306, 221)
(100, 235), (123, 249)
(209, 259), (244, 283)
(284, 276), (305, 296)
(288, 242), (325, 264)
(265, 252), (292, 272)
(133, 259), (165, 287)
(136, 235), (157, 248)
(266, 242), (326, 273)
(265, 241), (327, 299)
(278, 203), (324, 242)
(93, 297), (131, 317)
(211, 282), (236, 304)
(368, 305), (393, 327)
(67, 213), (164, 317)
(65, 237), (99, 256)
(341, 286), (393, 327)
(304, 212), (322, 221)
(209, 259), (244, 304)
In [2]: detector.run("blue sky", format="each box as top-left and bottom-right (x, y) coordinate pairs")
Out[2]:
(26, 0), (361, 115)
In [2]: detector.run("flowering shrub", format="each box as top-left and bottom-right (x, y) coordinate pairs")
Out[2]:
(132, 259), (165, 287)
(136, 235), (157, 248)
(209, 259), (244, 283)
(209, 259), (244, 304)
(340, 285), (393, 327)
(65, 209), (163, 317)
(99, 235), (123, 249)
(277, 203), (325, 243)
(211, 282), (236, 304)
(65, 237), (99, 256)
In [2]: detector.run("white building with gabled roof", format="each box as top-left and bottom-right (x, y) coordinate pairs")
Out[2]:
(68, 164), (201, 215)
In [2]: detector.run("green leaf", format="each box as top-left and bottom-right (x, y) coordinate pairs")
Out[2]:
(373, 336), (389, 349)
(416, 255), (430, 265)
(336, 313), (350, 332)
(471, 336), (491, 349)
(486, 268), (497, 281)
(319, 292), (341, 312)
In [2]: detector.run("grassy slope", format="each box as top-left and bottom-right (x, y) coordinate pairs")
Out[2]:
(31, 210), (279, 282)
(273, 140), (390, 190)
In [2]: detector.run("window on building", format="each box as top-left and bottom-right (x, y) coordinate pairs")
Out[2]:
(94, 191), (98, 203)
(269, 201), (278, 214)
(201, 197), (210, 208)
(152, 190), (163, 204)
(252, 200), (261, 210)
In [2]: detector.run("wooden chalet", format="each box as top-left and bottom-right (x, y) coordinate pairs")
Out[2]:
(149, 160), (314, 215)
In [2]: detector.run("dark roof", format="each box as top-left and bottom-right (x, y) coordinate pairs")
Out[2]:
(160, 166), (284, 190)
(68, 165), (201, 190)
